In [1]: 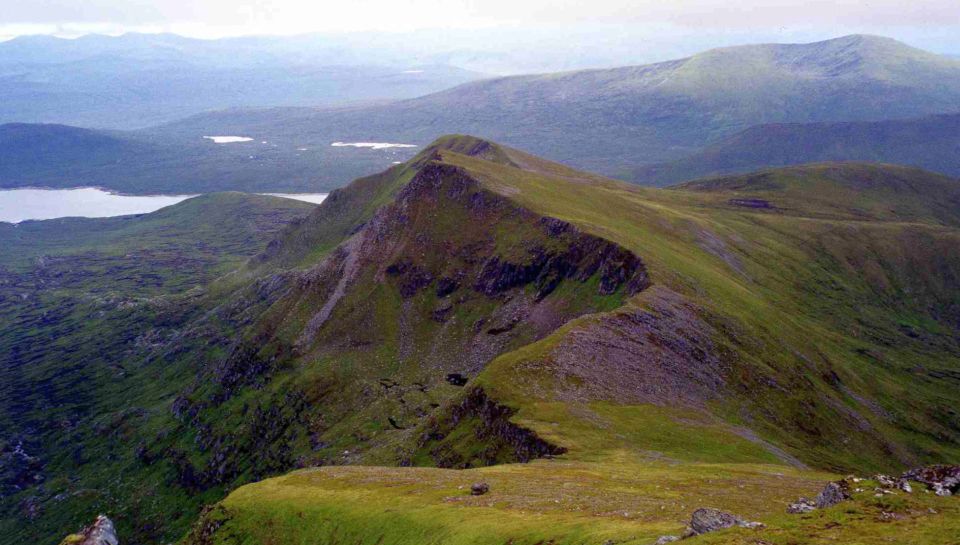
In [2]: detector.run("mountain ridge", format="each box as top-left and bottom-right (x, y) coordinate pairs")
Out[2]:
(2, 137), (959, 545)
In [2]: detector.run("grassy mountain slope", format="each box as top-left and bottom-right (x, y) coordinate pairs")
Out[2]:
(155, 35), (960, 180)
(3, 138), (959, 545)
(178, 139), (960, 545)
(632, 113), (960, 185)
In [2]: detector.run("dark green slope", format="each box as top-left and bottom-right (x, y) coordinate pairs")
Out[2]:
(0, 194), (315, 543)
(3, 140), (959, 545)
(632, 113), (960, 185)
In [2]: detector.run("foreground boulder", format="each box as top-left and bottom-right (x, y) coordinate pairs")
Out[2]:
(786, 498), (816, 514)
(470, 482), (490, 496)
(786, 479), (852, 514)
(686, 508), (763, 535)
(59, 515), (118, 545)
(815, 480), (851, 508)
(902, 465), (960, 496)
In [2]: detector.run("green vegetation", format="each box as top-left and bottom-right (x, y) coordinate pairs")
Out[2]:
(181, 138), (958, 545)
(2, 136), (958, 545)
(0, 194), (314, 544)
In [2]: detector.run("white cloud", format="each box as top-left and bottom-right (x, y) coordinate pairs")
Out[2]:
(2, 0), (958, 36)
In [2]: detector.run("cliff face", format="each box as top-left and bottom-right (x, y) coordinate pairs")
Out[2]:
(144, 147), (651, 499)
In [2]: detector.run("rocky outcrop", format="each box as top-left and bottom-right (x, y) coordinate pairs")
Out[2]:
(787, 479), (852, 514)
(653, 508), (763, 543)
(687, 508), (764, 535)
(59, 515), (118, 545)
(0, 440), (44, 496)
(505, 287), (727, 408)
(472, 223), (649, 300)
(786, 498), (816, 514)
(902, 465), (960, 496)
(418, 387), (566, 468)
(815, 480), (851, 508)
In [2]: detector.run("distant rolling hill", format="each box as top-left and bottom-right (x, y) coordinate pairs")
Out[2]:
(4, 34), (960, 194)
(154, 34), (960, 178)
(0, 33), (483, 129)
(0, 123), (414, 194)
(631, 113), (960, 185)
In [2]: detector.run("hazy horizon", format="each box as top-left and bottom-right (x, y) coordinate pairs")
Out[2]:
(2, 0), (959, 60)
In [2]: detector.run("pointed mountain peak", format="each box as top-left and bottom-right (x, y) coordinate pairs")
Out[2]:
(414, 135), (518, 168)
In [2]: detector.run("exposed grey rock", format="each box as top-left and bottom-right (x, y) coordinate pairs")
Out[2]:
(815, 481), (851, 508)
(62, 515), (118, 545)
(687, 507), (763, 535)
(875, 474), (896, 488)
(901, 465), (960, 497)
(654, 536), (679, 545)
(786, 498), (816, 514)
(690, 508), (739, 534)
(470, 482), (490, 495)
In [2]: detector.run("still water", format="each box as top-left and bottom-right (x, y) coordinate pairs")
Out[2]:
(0, 188), (327, 223)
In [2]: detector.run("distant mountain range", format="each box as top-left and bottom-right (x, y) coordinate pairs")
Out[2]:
(0, 33), (483, 129)
(632, 113), (960, 185)
(2, 34), (959, 193)
(148, 34), (960, 179)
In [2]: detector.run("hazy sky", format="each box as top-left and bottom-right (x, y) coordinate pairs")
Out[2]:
(1, 0), (958, 53)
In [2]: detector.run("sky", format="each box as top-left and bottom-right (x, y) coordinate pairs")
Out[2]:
(1, 0), (958, 54)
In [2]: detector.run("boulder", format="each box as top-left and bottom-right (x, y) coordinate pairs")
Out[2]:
(59, 515), (118, 545)
(786, 498), (816, 514)
(901, 465), (960, 497)
(654, 536), (679, 545)
(470, 482), (490, 496)
(875, 474), (896, 488)
(687, 508), (763, 535)
(815, 480), (851, 508)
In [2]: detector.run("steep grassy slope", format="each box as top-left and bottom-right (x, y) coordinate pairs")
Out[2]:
(632, 113), (960, 185)
(180, 139), (958, 545)
(155, 35), (960, 180)
(5, 138), (959, 545)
